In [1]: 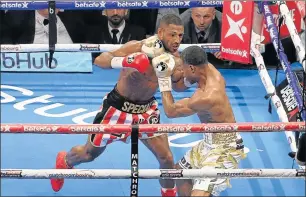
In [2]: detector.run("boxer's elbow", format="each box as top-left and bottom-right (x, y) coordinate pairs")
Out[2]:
(164, 108), (178, 118)
(94, 52), (113, 69)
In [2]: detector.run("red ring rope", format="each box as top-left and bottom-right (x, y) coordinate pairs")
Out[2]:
(0, 122), (305, 134)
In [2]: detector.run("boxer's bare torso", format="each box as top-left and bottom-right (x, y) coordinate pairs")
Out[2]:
(193, 64), (235, 124)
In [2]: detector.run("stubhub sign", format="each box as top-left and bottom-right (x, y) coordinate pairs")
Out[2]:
(0, 52), (93, 73)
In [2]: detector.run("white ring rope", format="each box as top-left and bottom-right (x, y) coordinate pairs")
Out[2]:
(251, 45), (304, 170)
(1, 169), (305, 179)
(276, 1), (306, 72)
(0, 43), (266, 53)
(251, 46), (297, 149)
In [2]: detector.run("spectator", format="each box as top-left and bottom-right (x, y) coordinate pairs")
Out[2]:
(86, 9), (146, 44)
(128, 9), (158, 36)
(4, 9), (85, 44)
(180, 7), (223, 62)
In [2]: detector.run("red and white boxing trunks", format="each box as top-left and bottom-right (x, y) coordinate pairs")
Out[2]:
(90, 86), (161, 147)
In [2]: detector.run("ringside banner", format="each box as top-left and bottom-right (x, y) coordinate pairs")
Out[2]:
(220, 1), (254, 64)
(261, 1), (303, 44)
(0, 52), (92, 72)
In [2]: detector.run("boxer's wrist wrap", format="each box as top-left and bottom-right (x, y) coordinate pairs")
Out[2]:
(158, 77), (172, 92)
(183, 77), (192, 87)
(111, 57), (124, 69)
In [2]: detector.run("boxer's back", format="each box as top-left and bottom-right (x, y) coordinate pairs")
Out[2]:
(197, 64), (235, 124)
(116, 63), (159, 102)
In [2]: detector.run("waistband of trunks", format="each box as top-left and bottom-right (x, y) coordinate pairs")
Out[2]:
(106, 85), (156, 114)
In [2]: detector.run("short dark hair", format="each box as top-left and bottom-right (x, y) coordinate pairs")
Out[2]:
(160, 14), (183, 26)
(180, 46), (208, 66)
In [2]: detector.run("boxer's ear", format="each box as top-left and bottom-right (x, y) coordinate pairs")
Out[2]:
(189, 65), (195, 73)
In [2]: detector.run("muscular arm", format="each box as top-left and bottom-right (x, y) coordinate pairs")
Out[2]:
(94, 40), (143, 69)
(161, 91), (196, 118)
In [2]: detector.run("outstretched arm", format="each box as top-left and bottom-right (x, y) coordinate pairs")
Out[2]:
(161, 91), (196, 118)
(94, 40), (142, 69)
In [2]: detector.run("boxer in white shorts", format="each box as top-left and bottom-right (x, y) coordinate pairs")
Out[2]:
(152, 46), (247, 196)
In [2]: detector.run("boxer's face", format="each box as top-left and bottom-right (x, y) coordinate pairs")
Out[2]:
(158, 24), (184, 53)
(105, 9), (127, 26)
(191, 7), (215, 31)
(183, 64), (197, 84)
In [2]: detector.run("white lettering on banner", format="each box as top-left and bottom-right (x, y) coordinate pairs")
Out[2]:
(157, 125), (192, 133)
(24, 126), (52, 133)
(117, 1), (147, 8)
(221, 47), (248, 57)
(280, 85), (298, 111)
(0, 2), (28, 9)
(74, 1), (105, 8)
(266, 15), (274, 27)
(159, 1), (190, 7)
(201, 1), (222, 6)
(70, 126), (105, 133)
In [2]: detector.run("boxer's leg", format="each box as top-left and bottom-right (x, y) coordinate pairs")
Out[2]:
(65, 135), (106, 167)
(141, 134), (175, 189)
(175, 163), (193, 197)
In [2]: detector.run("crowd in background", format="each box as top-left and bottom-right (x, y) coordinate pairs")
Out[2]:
(0, 7), (303, 68)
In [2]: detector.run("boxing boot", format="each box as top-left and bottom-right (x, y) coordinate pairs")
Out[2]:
(51, 151), (73, 192)
(161, 187), (177, 197)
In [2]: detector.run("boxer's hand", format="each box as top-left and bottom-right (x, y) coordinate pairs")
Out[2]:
(111, 52), (150, 73)
(152, 53), (175, 92)
(141, 35), (165, 58)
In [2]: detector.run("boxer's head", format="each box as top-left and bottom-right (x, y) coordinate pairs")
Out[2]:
(191, 7), (216, 31)
(157, 14), (184, 53)
(105, 9), (128, 27)
(180, 46), (208, 84)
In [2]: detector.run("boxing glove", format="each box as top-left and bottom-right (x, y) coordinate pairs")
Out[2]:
(111, 52), (150, 73)
(141, 35), (165, 58)
(152, 53), (175, 92)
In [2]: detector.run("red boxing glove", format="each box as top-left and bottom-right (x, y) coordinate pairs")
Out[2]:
(111, 52), (150, 73)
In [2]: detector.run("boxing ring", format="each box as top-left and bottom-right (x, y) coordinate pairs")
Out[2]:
(1, 0), (306, 196)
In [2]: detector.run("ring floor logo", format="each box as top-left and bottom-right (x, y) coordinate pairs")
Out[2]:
(1, 85), (203, 148)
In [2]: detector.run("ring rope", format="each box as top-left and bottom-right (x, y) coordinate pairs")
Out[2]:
(260, 2), (306, 121)
(0, 43), (266, 54)
(0, 43), (220, 53)
(276, 1), (306, 72)
(1, 169), (305, 179)
(1, 122), (305, 134)
(251, 46), (299, 162)
(0, 0), (223, 10)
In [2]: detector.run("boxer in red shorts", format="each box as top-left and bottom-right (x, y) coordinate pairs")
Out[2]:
(51, 14), (188, 196)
